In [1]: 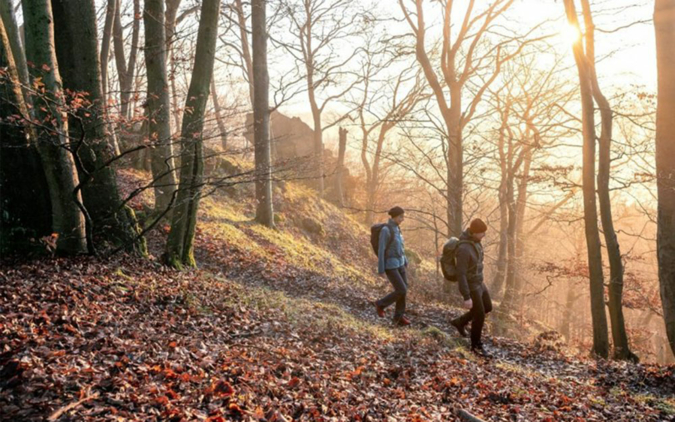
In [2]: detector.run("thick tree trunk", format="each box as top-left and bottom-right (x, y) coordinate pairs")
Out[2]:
(22, 0), (87, 255)
(211, 77), (228, 150)
(655, 0), (675, 358)
(335, 127), (347, 207)
(252, 0), (273, 228)
(51, 0), (146, 254)
(165, 0), (220, 268)
(144, 0), (178, 213)
(563, 0), (609, 359)
(0, 15), (52, 253)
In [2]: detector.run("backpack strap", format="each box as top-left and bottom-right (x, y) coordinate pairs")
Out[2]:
(384, 223), (397, 252)
(457, 240), (481, 265)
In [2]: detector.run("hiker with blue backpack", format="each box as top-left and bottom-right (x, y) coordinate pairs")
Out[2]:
(370, 206), (411, 326)
(441, 218), (492, 356)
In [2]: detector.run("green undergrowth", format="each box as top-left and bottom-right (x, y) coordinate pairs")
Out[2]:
(197, 188), (379, 285)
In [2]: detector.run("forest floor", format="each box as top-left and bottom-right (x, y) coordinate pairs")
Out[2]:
(1, 171), (675, 421)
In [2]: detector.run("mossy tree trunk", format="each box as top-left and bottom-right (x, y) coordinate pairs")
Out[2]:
(51, 0), (146, 255)
(165, 0), (221, 268)
(22, 0), (87, 255)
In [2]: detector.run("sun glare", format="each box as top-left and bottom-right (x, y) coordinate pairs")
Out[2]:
(560, 23), (582, 45)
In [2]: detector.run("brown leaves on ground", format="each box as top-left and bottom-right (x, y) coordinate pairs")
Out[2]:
(1, 254), (674, 421)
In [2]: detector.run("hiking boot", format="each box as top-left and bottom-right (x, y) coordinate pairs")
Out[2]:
(396, 316), (411, 326)
(450, 319), (468, 338)
(471, 345), (492, 359)
(371, 301), (385, 318)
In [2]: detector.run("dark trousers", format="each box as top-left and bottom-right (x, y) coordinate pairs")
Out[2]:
(455, 283), (492, 348)
(376, 266), (407, 321)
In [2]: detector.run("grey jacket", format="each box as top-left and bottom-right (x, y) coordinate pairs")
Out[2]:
(456, 230), (484, 300)
(377, 219), (408, 274)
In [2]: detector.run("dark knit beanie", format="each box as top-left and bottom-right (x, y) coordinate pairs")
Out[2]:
(388, 206), (405, 218)
(469, 218), (488, 234)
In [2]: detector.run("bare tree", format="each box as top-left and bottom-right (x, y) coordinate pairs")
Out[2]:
(100, 0), (115, 104)
(577, 0), (637, 361)
(353, 55), (425, 225)
(144, 0), (178, 213)
(253, 0), (274, 227)
(277, 0), (365, 195)
(166, 0), (221, 268)
(398, 0), (537, 237)
(112, 0), (140, 120)
(563, 0), (609, 358)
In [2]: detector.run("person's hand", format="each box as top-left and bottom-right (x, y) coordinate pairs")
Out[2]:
(463, 299), (473, 309)
(378, 272), (386, 279)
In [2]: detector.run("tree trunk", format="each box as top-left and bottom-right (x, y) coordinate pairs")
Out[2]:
(52, 0), (146, 255)
(165, 0), (221, 268)
(491, 187), (508, 299)
(100, 0), (115, 104)
(112, 0), (127, 101)
(512, 145), (533, 313)
(499, 168), (518, 313)
(211, 77), (228, 150)
(335, 127), (347, 207)
(22, 0), (87, 255)
(561, 282), (577, 342)
(446, 87), (463, 237)
(0, 15), (52, 253)
(252, 0), (273, 228)
(655, 0), (675, 358)
(234, 0), (254, 105)
(0, 0), (29, 102)
(144, 0), (178, 213)
(579, 0), (636, 362)
(111, 0), (140, 121)
(165, 0), (183, 132)
(563, 0), (609, 359)
(310, 96), (324, 195)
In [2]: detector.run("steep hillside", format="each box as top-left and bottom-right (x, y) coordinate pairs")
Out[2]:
(1, 171), (674, 421)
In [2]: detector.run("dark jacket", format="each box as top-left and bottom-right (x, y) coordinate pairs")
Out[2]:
(377, 219), (408, 274)
(456, 230), (484, 300)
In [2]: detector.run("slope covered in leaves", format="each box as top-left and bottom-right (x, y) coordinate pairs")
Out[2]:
(1, 173), (675, 421)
